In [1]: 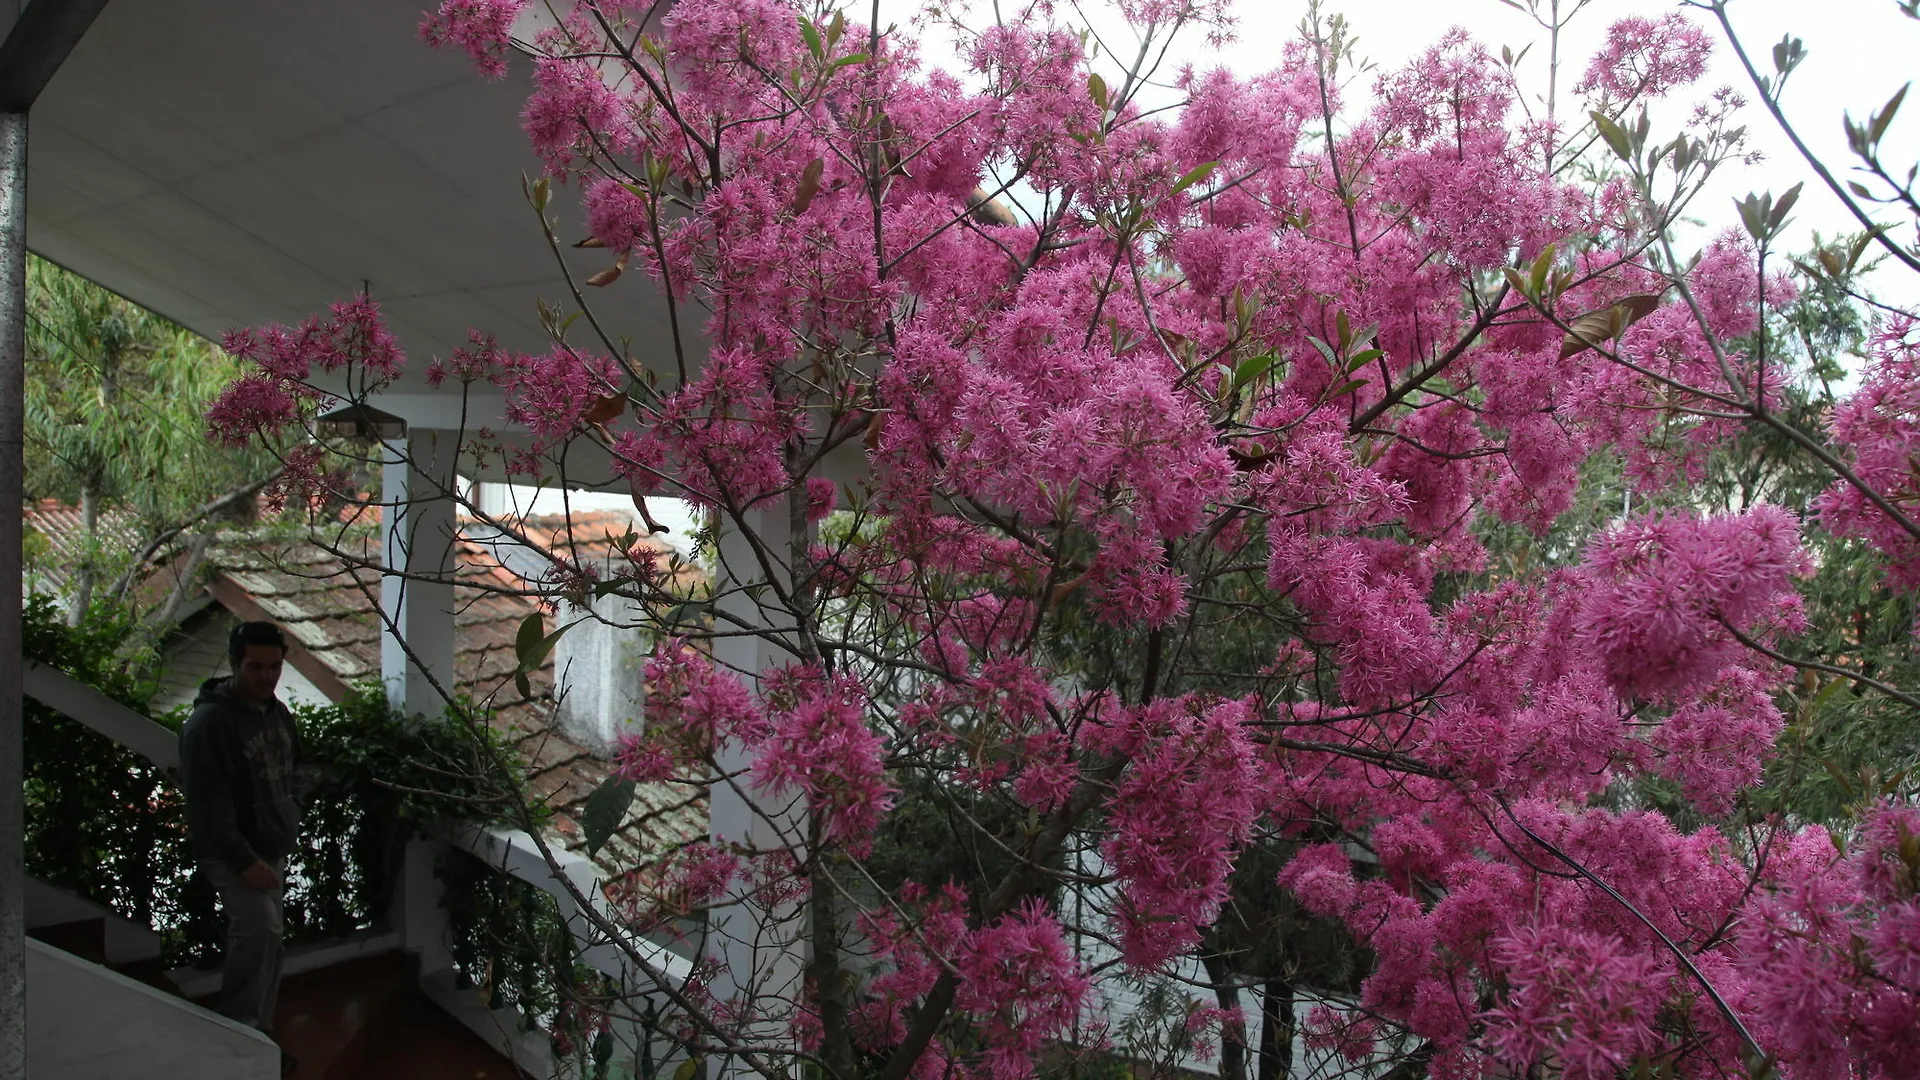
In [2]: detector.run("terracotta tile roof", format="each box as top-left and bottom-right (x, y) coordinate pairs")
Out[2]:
(24, 498), (710, 888)
(209, 514), (708, 884)
(21, 499), (148, 599)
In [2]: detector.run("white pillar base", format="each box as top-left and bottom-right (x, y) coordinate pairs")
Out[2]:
(380, 430), (458, 723)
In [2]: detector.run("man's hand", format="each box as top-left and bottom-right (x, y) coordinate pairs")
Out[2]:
(240, 861), (281, 890)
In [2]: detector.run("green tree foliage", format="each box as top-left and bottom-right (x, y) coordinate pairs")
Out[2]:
(22, 255), (281, 620)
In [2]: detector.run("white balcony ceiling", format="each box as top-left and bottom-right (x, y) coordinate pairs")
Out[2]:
(27, 0), (675, 439)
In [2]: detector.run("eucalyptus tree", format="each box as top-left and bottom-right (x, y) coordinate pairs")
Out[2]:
(24, 255), (281, 625)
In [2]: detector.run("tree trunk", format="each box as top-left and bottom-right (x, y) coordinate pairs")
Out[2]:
(808, 830), (857, 1080)
(1256, 976), (1293, 1080)
(1201, 951), (1250, 1080)
(146, 531), (212, 629)
(66, 485), (97, 626)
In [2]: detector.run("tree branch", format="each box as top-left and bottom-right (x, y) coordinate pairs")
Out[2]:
(105, 465), (287, 602)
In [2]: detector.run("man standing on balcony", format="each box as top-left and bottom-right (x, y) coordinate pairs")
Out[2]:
(179, 620), (303, 1076)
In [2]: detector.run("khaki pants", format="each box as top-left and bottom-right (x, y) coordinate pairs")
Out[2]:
(202, 860), (286, 1033)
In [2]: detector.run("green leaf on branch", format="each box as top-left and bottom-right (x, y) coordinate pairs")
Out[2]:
(1849, 226), (1889, 268)
(513, 612), (578, 678)
(1736, 192), (1767, 242)
(1591, 111), (1632, 162)
(1170, 161), (1219, 196)
(1326, 377), (1366, 400)
(1671, 135), (1695, 174)
(1870, 83), (1909, 146)
(798, 15), (822, 60)
(663, 600), (712, 629)
(1306, 334), (1339, 368)
(1346, 347), (1384, 372)
(515, 611), (545, 671)
(582, 776), (636, 857)
(1768, 182), (1804, 234)
(1088, 72), (1109, 112)
(1529, 243), (1557, 299)
(1771, 35), (1806, 78)
(673, 1058), (702, 1080)
(1559, 293), (1664, 359)
(1812, 675), (1851, 711)
(1229, 352), (1281, 394)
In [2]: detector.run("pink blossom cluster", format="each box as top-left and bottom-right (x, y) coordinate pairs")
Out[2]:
(612, 346), (801, 507)
(206, 293), (406, 508)
(1576, 14), (1715, 104)
(628, 638), (763, 755)
(852, 883), (972, 1064)
(951, 900), (1092, 1080)
(1733, 807), (1920, 1080)
(418, 0), (527, 80)
(1091, 697), (1267, 969)
(1481, 925), (1665, 1080)
(203, 375), (306, 449)
(1577, 505), (1810, 701)
(1819, 319), (1920, 589)
(618, 647), (896, 854)
(210, 293), (406, 447)
(497, 345), (623, 446)
(523, 55), (628, 171)
(1276, 806), (1760, 1079)
(421, 330), (508, 387)
(194, 0), (1920, 1073)
(854, 885), (1090, 1080)
(749, 666), (895, 853)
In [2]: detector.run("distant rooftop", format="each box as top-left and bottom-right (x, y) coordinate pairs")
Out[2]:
(22, 500), (708, 888)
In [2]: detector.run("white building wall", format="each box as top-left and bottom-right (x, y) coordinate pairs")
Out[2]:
(152, 606), (332, 716)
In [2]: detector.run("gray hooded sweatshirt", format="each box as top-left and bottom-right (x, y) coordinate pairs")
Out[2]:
(178, 677), (303, 874)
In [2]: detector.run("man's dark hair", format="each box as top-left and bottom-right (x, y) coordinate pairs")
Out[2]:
(228, 620), (289, 668)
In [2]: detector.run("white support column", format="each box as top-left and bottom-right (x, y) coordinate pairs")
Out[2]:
(707, 498), (807, 1069)
(393, 837), (452, 977)
(380, 429), (458, 723)
(553, 588), (647, 755)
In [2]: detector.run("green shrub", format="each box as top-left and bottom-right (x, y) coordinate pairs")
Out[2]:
(21, 593), (521, 967)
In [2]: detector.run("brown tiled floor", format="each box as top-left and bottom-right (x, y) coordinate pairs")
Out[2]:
(34, 921), (517, 1078)
(216, 952), (525, 1080)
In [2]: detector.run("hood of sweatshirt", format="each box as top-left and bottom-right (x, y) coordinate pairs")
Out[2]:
(193, 676), (272, 713)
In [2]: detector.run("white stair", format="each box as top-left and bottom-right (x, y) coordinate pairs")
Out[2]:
(27, 937), (279, 1080)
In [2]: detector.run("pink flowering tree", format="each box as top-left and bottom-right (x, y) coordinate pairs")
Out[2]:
(204, 0), (1920, 1077)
